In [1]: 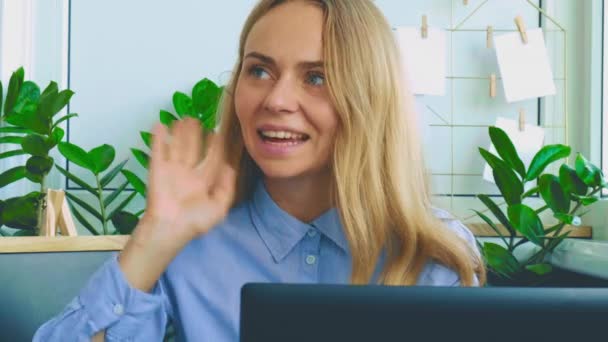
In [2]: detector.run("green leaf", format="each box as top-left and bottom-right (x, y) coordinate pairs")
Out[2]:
(571, 194), (599, 206)
(121, 170), (147, 197)
(107, 191), (138, 220)
(0, 126), (31, 134)
(103, 180), (129, 208)
(526, 144), (571, 181)
(37, 81), (59, 118)
(140, 131), (153, 148)
(160, 110), (178, 126)
(493, 166), (523, 206)
(12, 229), (37, 236)
(25, 156), (54, 176)
(13, 81), (40, 113)
(58, 142), (94, 171)
(5, 101), (49, 134)
(559, 164), (588, 196)
(0, 166), (27, 188)
(521, 186), (539, 199)
(507, 204), (544, 246)
(46, 127), (65, 149)
(526, 263), (553, 276)
(111, 211), (139, 234)
(477, 194), (516, 236)
(100, 159), (129, 187)
(24, 170), (43, 183)
(202, 105), (218, 131)
(88, 144), (116, 174)
(192, 78), (220, 113)
(479, 148), (510, 173)
(0, 192), (42, 229)
(0, 149), (27, 160)
(489, 126), (526, 179)
(473, 210), (508, 246)
(52, 113), (78, 129)
(4, 67), (25, 115)
(575, 153), (604, 187)
(538, 174), (570, 214)
(131, 148), (150, 169)
(65, 192), (103, 221)
(49, 89), (74, 117)
(0, 80), (3, 116)
(553, 213), (579, 226)
(0, 136), (24, 145)
(21, 134), (49, 156)
(173, 92), (193, 117)
(55, 164), (98, 196)
(482, 242), (520, 277)
(69, 204), (99, 235)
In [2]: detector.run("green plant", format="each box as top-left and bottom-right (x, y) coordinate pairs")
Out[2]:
(0, 67), (76, 236)
(476, 126), (607, 284)
(123, 78), (223, 201)
(56, 143), (139, 235)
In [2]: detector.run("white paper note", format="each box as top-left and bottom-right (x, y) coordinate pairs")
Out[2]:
(494, 28), (556, 103)
(483, 117), (545, 184)
(396, 27), (446, 96)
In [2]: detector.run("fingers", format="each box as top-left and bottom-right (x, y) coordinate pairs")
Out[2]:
(168, 118), (203, 167)
(150, 123), (169, 170)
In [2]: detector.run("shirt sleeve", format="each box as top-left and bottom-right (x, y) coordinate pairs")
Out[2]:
(33, 253), (171, 341)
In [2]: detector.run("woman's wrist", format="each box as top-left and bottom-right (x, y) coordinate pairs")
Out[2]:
(118, 219), (187, 292)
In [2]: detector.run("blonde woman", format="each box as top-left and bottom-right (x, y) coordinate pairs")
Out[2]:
(35, 0), (485, 340)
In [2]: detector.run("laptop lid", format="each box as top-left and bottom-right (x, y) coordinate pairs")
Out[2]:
(240, 283), (608, 342)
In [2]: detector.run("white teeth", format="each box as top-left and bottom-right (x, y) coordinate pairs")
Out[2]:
(260, 130), (305, 140)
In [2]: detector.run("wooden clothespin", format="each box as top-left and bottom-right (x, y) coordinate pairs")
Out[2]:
(489, 74), (496, 98)
(487, 26), (494, 49)
(514, 15), (528, 44)
(518, 108), (526, 131)
(39, 189), (78, 237)
(421, 15), (428, 39)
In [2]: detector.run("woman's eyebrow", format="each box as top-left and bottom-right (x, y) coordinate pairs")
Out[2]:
(244, 51), (324, 69)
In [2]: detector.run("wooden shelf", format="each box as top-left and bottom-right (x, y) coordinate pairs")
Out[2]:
(468, 224), (592, 238)
(0, 224), (592, 253)
(0, 236), (130, 253)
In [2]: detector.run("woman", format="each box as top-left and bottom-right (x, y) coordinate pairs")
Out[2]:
(35, 0), (485, 340)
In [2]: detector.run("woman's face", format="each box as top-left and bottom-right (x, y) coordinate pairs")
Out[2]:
(235, 1), (339, 181)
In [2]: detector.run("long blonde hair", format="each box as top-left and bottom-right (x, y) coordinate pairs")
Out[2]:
(217, 0), (485, 286)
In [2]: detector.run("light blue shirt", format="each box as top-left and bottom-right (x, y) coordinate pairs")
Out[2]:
(34, 180), (479, 341)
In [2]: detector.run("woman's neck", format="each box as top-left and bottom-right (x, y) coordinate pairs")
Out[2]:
(264, 171), (333, 223)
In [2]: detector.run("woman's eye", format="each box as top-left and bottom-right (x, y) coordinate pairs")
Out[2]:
(248, 66), (270, 80)
(306, 73), (325, 86)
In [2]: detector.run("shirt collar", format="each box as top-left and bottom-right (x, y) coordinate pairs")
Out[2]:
(249, 179), (348, 263)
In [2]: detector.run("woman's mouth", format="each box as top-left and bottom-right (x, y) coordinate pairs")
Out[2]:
(256, 129), (310, 156)
(257, 129), (310, 145)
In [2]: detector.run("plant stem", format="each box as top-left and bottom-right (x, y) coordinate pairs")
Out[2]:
(35, 174), (48, 235)
(95, 175), (108, 235)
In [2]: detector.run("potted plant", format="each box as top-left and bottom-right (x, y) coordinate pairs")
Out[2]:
(476, 126), (607, 286)
(1, 67), (223, 238)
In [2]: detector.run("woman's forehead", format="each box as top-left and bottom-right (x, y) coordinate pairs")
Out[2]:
(244, 2), (324, 62)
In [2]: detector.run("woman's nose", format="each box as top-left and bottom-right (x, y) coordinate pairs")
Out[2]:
(263, 76), (299, 114)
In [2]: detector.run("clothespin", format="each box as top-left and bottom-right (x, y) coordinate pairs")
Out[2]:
(487, 26), (494, 49)
(489, 74), (496, 98)
(518, 108), (526, 131)
(421, 15), (428, 39)
(464, 0), (469, 5)
(40, 189), (78, 237)
(514, 15), (528, 44)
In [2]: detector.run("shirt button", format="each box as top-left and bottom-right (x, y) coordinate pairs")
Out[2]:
(113, 303), (124, 316)
(305, 254), (317, 265)
(307, 229), (317, 238)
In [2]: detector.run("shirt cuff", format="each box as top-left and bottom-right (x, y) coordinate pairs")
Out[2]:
(78, 253), (164, 332)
